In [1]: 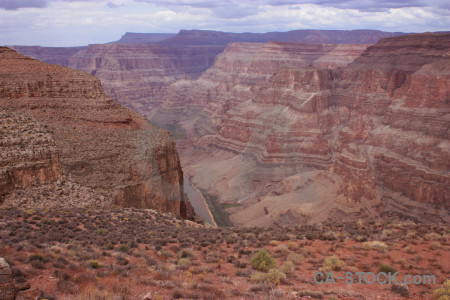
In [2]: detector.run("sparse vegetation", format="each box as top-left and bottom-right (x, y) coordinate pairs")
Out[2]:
(0, 208), (447, 299)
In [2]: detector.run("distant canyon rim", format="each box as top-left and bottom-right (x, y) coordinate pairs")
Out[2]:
(8, 29), (450, 226)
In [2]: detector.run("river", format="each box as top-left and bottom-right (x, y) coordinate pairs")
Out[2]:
(183, 176), (215, 226)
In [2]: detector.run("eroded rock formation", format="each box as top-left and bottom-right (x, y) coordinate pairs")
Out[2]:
(151, 33), (449, 225)
(0, 47), (194, 219)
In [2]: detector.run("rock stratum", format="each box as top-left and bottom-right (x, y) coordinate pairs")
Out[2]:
(0, 47), (194, 220)
(11, 29), (407, 118)
(151, 33), (449, 226)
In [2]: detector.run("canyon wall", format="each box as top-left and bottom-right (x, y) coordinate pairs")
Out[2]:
(0, 47), (194, 219)
(67, 44), (225, 113)
(151, 33), (449, 225)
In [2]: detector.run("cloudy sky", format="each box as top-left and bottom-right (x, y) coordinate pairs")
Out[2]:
(1, 0), (449, 46)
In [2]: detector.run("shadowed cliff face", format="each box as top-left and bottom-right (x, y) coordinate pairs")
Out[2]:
(150, 34), (449, 226)
(0, 47), (194, 220)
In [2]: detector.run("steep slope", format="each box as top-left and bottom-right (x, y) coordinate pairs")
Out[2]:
(152, 33), (449, 225)
(0, 47), (194, 219)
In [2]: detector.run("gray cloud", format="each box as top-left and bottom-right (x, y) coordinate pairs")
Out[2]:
(0, 0), (47, 10)
(106, 1), (120, 8)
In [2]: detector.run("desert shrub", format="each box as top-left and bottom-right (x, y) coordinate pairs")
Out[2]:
(274, 244), (289, 256)
(28, 254), (46, 262)
(235, 268), (252, 277)
(178, 248), (196, 259)
(89, 260), (101, 269)
(177, 258), (191, 266)
(4, 257), (14, 266)
(287, 241), (298, 251)
(391, 283), (410, 297)
(286, 253), (303, 265)
(117, 244), (129, 253)
(299, 290), (323, 298)
(378, 263), (397, 274)
(280, 261), (295, 274)
(250, 249), (276, 272)
(363, 241), (388, 250)
(250, 268), (286, 285)
(40, 218), (53, 225)
(161, 250), (172, 258)
(116, 255), (129, 266)
(94, 228), (107, 235)
(322, 255), (344, 272)
(432, 279), (450, 300)
(31, 260), (45, 269)
(57, 279), (77, 294)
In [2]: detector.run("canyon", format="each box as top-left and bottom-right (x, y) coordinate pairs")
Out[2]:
(0, 47), (194, 220)
(8, 30), (449, 227)
(151, 33), (450, 226)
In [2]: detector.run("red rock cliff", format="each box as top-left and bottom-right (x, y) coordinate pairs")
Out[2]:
(0, 47), (194, 219)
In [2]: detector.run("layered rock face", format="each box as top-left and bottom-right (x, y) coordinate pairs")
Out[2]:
(152, 33), (449, 225)
(0, 47), (194, 219)
(67, 44), (225, 113)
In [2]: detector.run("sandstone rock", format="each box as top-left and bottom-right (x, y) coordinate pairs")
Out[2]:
(0, 257), (14, 300)
(0, 47), (194, 219)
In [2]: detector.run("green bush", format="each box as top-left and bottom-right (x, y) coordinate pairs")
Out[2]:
(250, 249), (276, 272)
(379, 263), (397, 274)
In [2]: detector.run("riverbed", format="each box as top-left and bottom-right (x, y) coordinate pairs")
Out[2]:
(183, 176), (215, 226)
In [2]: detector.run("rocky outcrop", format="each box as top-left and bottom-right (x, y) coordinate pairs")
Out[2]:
(0, 257), (14, 300)
(0, 111), (62, 200)
(0, 47), (194, 219)
(151, 33), (449, 225)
